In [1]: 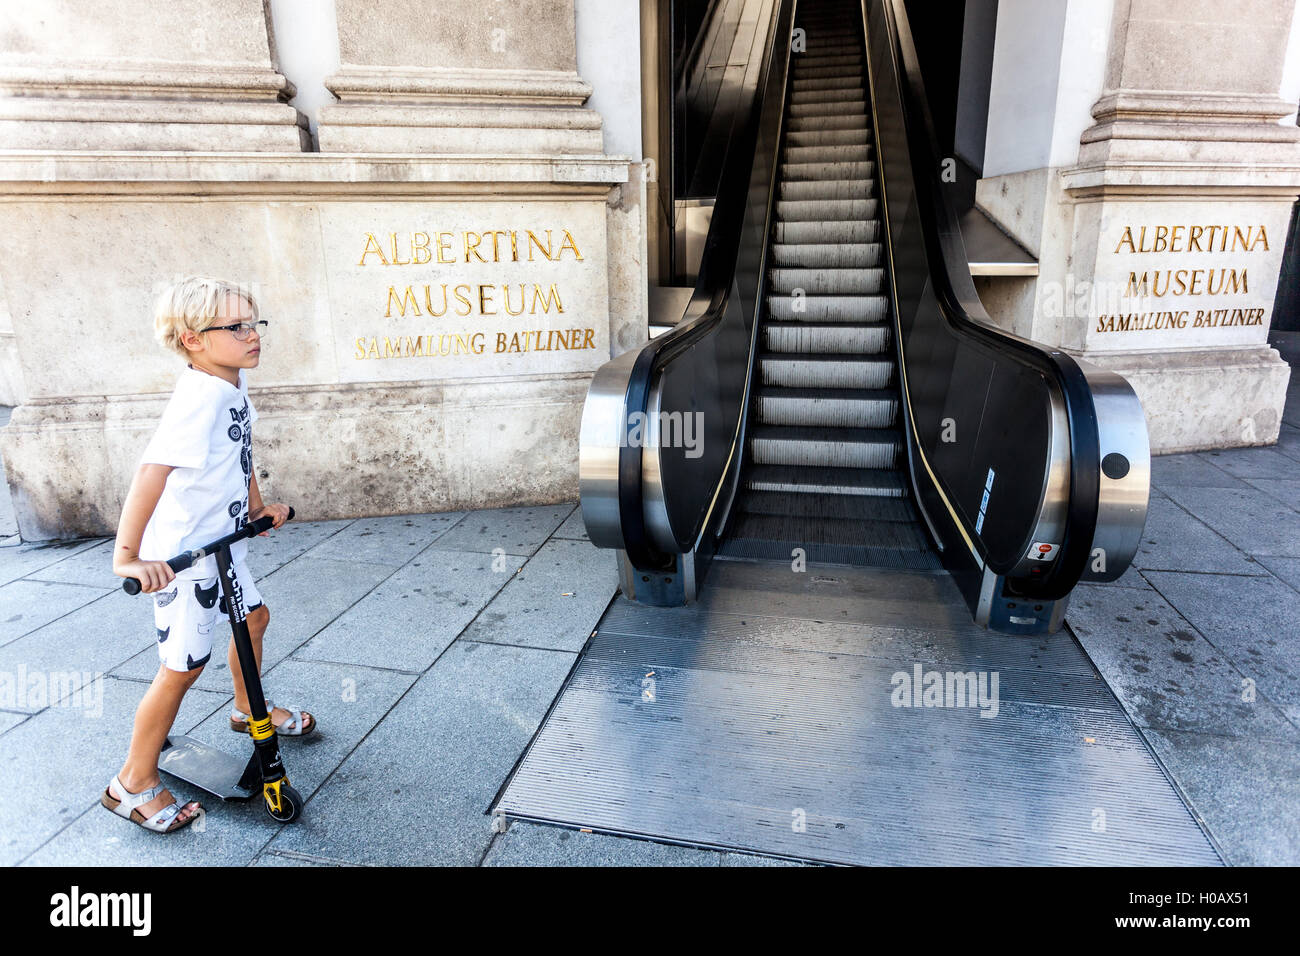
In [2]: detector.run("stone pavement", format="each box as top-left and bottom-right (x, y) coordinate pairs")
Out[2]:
(0, 501), (791, 866)
(1065, 331), (1300, 866)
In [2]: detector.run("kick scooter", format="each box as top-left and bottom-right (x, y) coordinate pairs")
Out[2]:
(122, 508), (305, 823)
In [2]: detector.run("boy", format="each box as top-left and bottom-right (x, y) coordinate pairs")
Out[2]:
(104, 276), (315, 833)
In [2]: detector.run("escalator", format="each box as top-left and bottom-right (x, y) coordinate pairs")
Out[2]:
(494, 0), (1219, 865)
(719, 0), (936, 570)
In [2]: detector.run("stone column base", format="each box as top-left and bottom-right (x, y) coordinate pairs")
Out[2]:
(1076, 346), (1292, 453)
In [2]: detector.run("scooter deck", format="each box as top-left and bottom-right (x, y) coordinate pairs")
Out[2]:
(160, 735), (258, 801)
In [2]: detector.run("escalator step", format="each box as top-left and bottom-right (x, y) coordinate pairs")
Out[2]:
(750, 424), (901, 469)
(780, 160), (874, 181)
(746, 463), (908, 497)
(783, 143), (872, 163)
(724, 512), (934, 553)
(760, 353), (894, 388)
(762, 322), (890, 355)
(787, 115), (872, 133)
(790, 87), (865, 104)
(772, 220), (879, 244)
(770, 241), (881, 268)
(788, 100), (867, 119)
(756, 385), (897, 427)
(789, 65), (864, 81)
(778, 179), (873, 202)
(784, 128), (870, 148)
(715, 534), (942, 570)
(792, 76), (863, 92)
(769, 266), (884, 294)
(739, 489), (916, 522)
(765, 293), (888, 322)
(791, 53), (861, 69)
(775, 198), (878, 222)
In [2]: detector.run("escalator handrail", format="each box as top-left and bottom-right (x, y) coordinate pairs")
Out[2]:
(620, 0), (795, 571)
(873, 0), (1100, 599)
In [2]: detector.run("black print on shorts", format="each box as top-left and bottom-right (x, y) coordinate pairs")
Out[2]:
(228, 424), (242, 442)
(194, 578), (220, 609)
(241, 445), (251, 477)
(155, 587), (178, 608)
(156, 626), (169, 643)
(228, 500), (242, 518)
(186, 651), (211, 671)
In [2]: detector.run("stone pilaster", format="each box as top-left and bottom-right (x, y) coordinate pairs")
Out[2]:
(317, 0), (603, 154)
(0, 0), (307, 151)
(976, 0), (1300, 452)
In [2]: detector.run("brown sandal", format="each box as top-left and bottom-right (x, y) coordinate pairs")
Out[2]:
(101, 775), (202, 833)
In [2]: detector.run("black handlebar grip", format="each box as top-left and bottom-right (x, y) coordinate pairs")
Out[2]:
(121, 505), (296, 595)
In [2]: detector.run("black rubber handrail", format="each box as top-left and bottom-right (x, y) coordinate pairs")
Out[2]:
(877, 0), (1099, 599)
(619, 0), (795, 571)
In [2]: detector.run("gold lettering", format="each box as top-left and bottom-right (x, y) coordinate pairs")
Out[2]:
(1252, 226), (1269, 252)
(454, 284), (473, 317)
(354, 337), (366, 359)
(1189, 226), (1204, 252)
(503, 284), (526, 316)
(411, 232), (432, 265)
(531, 283), (563, 314)
(386, 286), (421, 318)
(425, 284), (449, 317)
(582, 328), (595, 350)
(1114, 227), (1135, 254)
(557, 229), (584, 260)
(464, 232), (487, 263)
(526, 230), (554, 262)
(1125, 272), (1149, 297)
(479, 285), (496, 315)
(436, 232), (455, 264)
(359, 233), (389, 266)
(388, 233), (410, 266)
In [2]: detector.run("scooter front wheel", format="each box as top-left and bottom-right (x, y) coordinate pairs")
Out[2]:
(265, 783), (304, 823)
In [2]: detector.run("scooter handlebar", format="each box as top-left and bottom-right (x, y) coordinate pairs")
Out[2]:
(122, 506), (295, 595)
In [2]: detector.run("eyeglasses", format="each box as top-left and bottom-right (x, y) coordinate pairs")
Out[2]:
(202, 320), (267, 341)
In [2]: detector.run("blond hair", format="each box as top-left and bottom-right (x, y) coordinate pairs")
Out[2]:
(153, 276), (260, 358)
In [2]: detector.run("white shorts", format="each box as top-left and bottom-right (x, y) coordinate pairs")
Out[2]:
(152, 558), (263, 673)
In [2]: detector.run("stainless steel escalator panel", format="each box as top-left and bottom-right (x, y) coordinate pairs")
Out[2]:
(494, 561), (1222, 865)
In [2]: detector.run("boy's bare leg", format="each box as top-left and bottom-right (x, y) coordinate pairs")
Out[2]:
(112, 665), (205, 823)
(228, 605), (309, 730)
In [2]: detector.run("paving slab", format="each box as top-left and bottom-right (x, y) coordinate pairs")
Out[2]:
(296, 548), (511, 672)
(0, 711), (27, 735)
(0, 588), (155, 711)
(1129, 496), (1266, 575)
(1066, 585), (1295, 738)
(244, 519), (357, 579)
(111, 555), (395, 692)
(1144, 570), (1300, 728)
(0, 578), (113, 648)
(551, 506), (590, 542)
(303, 513), (466, 567)
(460, 538), (619, 652)
(1256, 555), (1300, 594)
(0, 538), (103, 587)
(22, 538), (116, 588)
(22, 659), (416, 867)
(1200, 446), (1300, 481)
(0, 677), (228, 866)
(266, 640), (575, 866)
(1242, 477), (1300, 511)
(1274, 423), (1300, 462)
(1158, 484), (1300, 557)
(1149, 454), (1249, 490)
(1141, 728), (1300, 866)
(426, 504), (574, 558)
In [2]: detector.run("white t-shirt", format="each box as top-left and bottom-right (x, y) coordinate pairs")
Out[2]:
(139, 366), (258, 572)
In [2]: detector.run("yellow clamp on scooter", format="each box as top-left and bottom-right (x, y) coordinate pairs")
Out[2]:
(247, 715), (275, 742)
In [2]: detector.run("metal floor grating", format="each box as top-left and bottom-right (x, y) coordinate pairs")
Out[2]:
(494, 562), (1221, 865)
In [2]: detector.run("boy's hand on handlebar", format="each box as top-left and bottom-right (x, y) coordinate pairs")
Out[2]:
(250, 502), (291, 535)
(115, 558), (175, 594)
